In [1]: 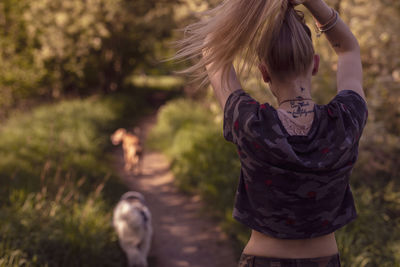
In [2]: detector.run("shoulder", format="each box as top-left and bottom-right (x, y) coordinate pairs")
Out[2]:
(326, 89), (368, 137)
(224, 89), (275, 122)
(224, 89), (249, 107)
(328, 90), (368, 118)
(331, 90), (367, 107)
(224, 89), (274, 112)
(223, 89), (277, 143)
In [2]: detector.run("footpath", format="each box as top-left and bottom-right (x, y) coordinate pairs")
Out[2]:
(111, 114), (238, 267)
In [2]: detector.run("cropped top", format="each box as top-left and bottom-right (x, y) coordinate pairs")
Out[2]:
(223, 89), (368, 239)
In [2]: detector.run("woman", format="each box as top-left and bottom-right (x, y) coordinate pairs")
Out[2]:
(175, 0), (368, 266)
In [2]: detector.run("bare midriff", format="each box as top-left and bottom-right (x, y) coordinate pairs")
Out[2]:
(242, 230), (339, 258)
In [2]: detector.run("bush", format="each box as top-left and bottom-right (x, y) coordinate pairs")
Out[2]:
(0, 89), (153, 266)
(149, 98), (249, 251)
(0, 186), (124, 267)
(148, 98), (213, 152)
(0, 0), (180, 115)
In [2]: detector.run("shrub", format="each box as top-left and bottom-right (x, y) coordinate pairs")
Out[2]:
(0, 185), (124, 267)
(148, 98), (249, 251)
(0, 89), (153, 266)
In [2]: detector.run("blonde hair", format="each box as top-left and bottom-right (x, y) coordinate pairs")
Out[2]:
(174, 0), (314, 89)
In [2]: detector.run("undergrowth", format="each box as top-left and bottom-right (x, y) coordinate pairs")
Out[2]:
(148, 98), (250, 253)
(0, 88), (161, 266)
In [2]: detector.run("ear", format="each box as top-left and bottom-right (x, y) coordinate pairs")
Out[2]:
(258, 63), (271, 83)
(312, 54), (320, 76)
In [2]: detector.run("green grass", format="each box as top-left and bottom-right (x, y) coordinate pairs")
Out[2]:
(0, 87), (170, 266)
(129, 75), (185, 90)
(148, 97), (249, 257)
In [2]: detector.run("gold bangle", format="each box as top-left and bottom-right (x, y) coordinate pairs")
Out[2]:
(315, 9), (339, 37)
(315, 7), (336, 28)
(319, 11), (338, 32)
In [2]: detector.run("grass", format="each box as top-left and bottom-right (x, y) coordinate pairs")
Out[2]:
(0, 86), (179, 266)
(147, 97), (249, 257)
(128, 75), (185, 90)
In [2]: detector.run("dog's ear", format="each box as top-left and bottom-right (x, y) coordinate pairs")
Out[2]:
(111, 128), (127, 145)
(121, 191), (145, 203)
(117, 128), (127, 135)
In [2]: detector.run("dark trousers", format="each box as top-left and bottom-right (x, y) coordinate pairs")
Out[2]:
(238, 253), (341, 267)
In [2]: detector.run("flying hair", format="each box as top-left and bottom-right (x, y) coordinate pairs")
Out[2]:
(174, 0), (315, 89)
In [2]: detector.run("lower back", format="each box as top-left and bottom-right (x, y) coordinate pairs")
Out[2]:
(243, 230), (338, 259)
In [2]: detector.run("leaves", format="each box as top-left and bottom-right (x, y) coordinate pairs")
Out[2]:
(0, 0), (180, 113)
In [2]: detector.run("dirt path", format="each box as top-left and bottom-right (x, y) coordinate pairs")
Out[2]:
(111, 114), (238, 267)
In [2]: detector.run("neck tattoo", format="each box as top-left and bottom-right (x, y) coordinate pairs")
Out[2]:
(286, 100), (314, 118)
(279, 88), (314, 118)
(278, 87), (310, 106)
(279, 96), (312, 106)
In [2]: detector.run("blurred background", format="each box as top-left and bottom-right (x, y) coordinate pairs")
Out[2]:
(0, 0), (399, 266)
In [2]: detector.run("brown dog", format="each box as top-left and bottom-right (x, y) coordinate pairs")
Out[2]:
(111, 128), (143, 174)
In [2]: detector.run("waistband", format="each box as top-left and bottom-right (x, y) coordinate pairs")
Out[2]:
(239, 253), (341, 267)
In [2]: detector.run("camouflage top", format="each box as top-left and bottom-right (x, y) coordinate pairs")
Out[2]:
(223, 89), (368, 239)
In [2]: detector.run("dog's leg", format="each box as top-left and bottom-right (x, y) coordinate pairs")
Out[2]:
(140, 229), (152, 263)
(125, 248), (147, 267)
(139, 210), (152, 262)
(123, 143), (132, 172)
(132, 155), (139, 175)
(136, 156), (142, 175)
(137, 149), (143, 175)
(131, 147), (138, 173)
(134, 146), (143, 175)
(125, 145), (136, 172)
(124, 158), (131, 172)
(124, 156), (132, 172)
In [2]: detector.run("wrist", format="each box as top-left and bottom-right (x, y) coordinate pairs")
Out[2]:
(303, 0), (333, 25)
(303, 0), (323, 9)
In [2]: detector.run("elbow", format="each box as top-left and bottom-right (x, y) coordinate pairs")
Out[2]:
(337, 36), (360, 56)
(347, 31), (361, 53)
(352, 39), (361, 53)
(337, 43), (360, 57)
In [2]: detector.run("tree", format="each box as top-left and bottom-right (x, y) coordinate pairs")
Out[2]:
(0, 0), (180, 110)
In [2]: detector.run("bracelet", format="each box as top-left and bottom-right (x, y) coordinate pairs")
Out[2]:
(319, 11), (338, 32)
(315, 7), (336, 28)
(315, 9), (339, 37)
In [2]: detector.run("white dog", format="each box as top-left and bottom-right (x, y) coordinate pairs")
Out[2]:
(113, 191), (152, 267)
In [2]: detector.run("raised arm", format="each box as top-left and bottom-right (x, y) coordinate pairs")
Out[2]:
(202, 34), (242, 111)
(301, 0), (366, 102)
(205, 61), (242, 111)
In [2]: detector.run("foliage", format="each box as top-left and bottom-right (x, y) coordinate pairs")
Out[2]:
(0, 186), (124, 267)
(0, 0), (180, 114)
(312, 2), (400, 265)
(0, 0), (399, 265)
(0, 89), (153, 266)
(148, 97), (249, 252)
(322, 0), (400, 136)
(148, 98), (214, 152)
(334, 122), (400, 266)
